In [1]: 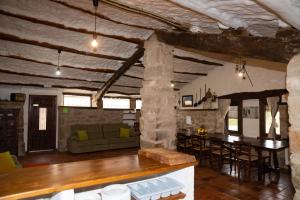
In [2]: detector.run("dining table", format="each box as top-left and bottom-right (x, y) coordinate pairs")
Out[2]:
(206, 133), (289, 182)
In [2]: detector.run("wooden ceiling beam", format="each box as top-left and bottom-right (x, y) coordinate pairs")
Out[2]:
(0, 72), (102, 90)
(173, 55), (223, 66)
(156, 29), (300, 63)
(51, 0), (154, 31)
(0, 55), (116, 74)
(95, 45), (145, 103)
(112, 84), (141, 89)
(0, 69), (105, 84)
(0, 82), (106, 92)
(102, 0), (188, 31)
(0, 33), (127, 61)
(123, 74), (143, 80)
(106, 91), (140, 96)
(172, 80), (189, 84)
(0, 10), (142, 45)
(173, 71), (207, 76)
(0, 62), (140, 89)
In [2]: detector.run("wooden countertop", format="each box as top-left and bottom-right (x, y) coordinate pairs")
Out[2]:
(0, 154), (197, 200)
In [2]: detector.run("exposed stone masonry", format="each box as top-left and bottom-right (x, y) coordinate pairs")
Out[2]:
(140, 35), (177, 149)
(287, 53), (300, 200)
(176, 110), (220, 133)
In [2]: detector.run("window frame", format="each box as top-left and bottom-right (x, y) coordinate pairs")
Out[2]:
(102, 97), (131, 110)
(259, 98), (282, 139)
(226, 99), (243, 135)
(62, 93), (92, 108)
(135, 98), (142, 110)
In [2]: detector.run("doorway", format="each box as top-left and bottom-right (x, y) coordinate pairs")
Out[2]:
(28, 95), (57, 152)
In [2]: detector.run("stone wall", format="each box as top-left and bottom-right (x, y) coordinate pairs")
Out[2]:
(58, 107), (139, 151)
(176, 109), (220, 133)
(140, 35), (176, 149)
(287, 54), (300, 200)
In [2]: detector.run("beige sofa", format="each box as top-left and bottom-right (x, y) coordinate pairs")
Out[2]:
(68, 123), (140, 153)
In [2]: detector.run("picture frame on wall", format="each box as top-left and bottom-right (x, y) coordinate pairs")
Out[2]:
(242, 106), (259, 119)
(182, 95), (193, 107)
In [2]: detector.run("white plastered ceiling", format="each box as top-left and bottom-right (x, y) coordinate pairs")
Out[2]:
(0, 0), (299, 96)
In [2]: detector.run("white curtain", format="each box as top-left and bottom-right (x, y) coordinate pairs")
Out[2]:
(267, 96), (280, 139)
(218, 99), (231, 133)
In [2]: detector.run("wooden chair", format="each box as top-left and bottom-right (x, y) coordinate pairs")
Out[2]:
(234, 141), (259, 181)
(209, 137), (230, 172)
(190, 135), (209, 165)
(176, 133), (192, 153)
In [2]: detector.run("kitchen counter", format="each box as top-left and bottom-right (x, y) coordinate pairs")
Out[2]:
(0, 151), (197, 200)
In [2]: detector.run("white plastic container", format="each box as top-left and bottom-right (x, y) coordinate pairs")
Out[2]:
(127, 177), (183, 200)
(99, 184), (131, 200)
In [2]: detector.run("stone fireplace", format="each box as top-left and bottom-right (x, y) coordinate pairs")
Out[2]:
(0, 101), (25, 156)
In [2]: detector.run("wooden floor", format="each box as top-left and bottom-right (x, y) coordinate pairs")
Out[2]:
(18, 148), (294, 200)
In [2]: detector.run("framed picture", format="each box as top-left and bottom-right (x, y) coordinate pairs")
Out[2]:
(182, 95), (193, 107)
(242, 106), (259, 119)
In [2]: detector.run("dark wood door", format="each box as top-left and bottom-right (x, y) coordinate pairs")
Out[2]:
(0, 109), (18, 155)
(28, 95), (57, 151)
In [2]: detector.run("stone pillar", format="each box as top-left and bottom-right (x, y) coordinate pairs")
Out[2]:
(287, 53), (300, 200)
(140, 35), (176, 149)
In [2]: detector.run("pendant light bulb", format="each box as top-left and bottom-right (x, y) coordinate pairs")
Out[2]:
(171, 83), (175, 88)
(91, 35), (98, 48)
(91, 2), (98, 50)
(238, 71), (243, 77)
(56, 49), (62, 76)
(56, 68), (61, 76)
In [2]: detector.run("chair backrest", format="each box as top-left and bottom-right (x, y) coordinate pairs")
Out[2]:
(177, 133), (187, 145)
(191, 135), (206, 150)
(234, 141), (252, 159)
(209, 137), (223, 151)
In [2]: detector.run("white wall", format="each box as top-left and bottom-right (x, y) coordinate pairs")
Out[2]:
(0, 85), (96, 151)
(178, 61), (287, 137)
(243, 99), (260, 138)
(179, 62), (286, 110)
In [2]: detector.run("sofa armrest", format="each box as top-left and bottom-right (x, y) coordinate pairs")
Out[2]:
(69, 135), (79, 141)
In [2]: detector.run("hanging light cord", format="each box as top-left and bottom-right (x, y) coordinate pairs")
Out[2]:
(94, 5), (97, 37)
(57, 49), (61, 69)
(243, 61), (254, 87)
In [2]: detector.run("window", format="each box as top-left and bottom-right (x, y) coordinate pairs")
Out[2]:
(102, 98), (130, 109)
(226, 100), (242, 134)
(136, 99), (142, 110)
(63, 93), (92, 107)
(39, 108), (47, 131)
(228, 106), (238, 131)
(265, 106), (280, 135)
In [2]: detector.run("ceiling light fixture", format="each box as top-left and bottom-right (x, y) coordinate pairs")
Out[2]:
(235, 57), (253, 87)
(171, 83), (175, 88)
(56, 49), (61, 76)
(91, 0), (99, 50)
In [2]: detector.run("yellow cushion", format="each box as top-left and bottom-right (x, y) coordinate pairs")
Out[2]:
(77, 130), (88, 141)
(0, 152), (16, 173)
(120, 128), (130, 138)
